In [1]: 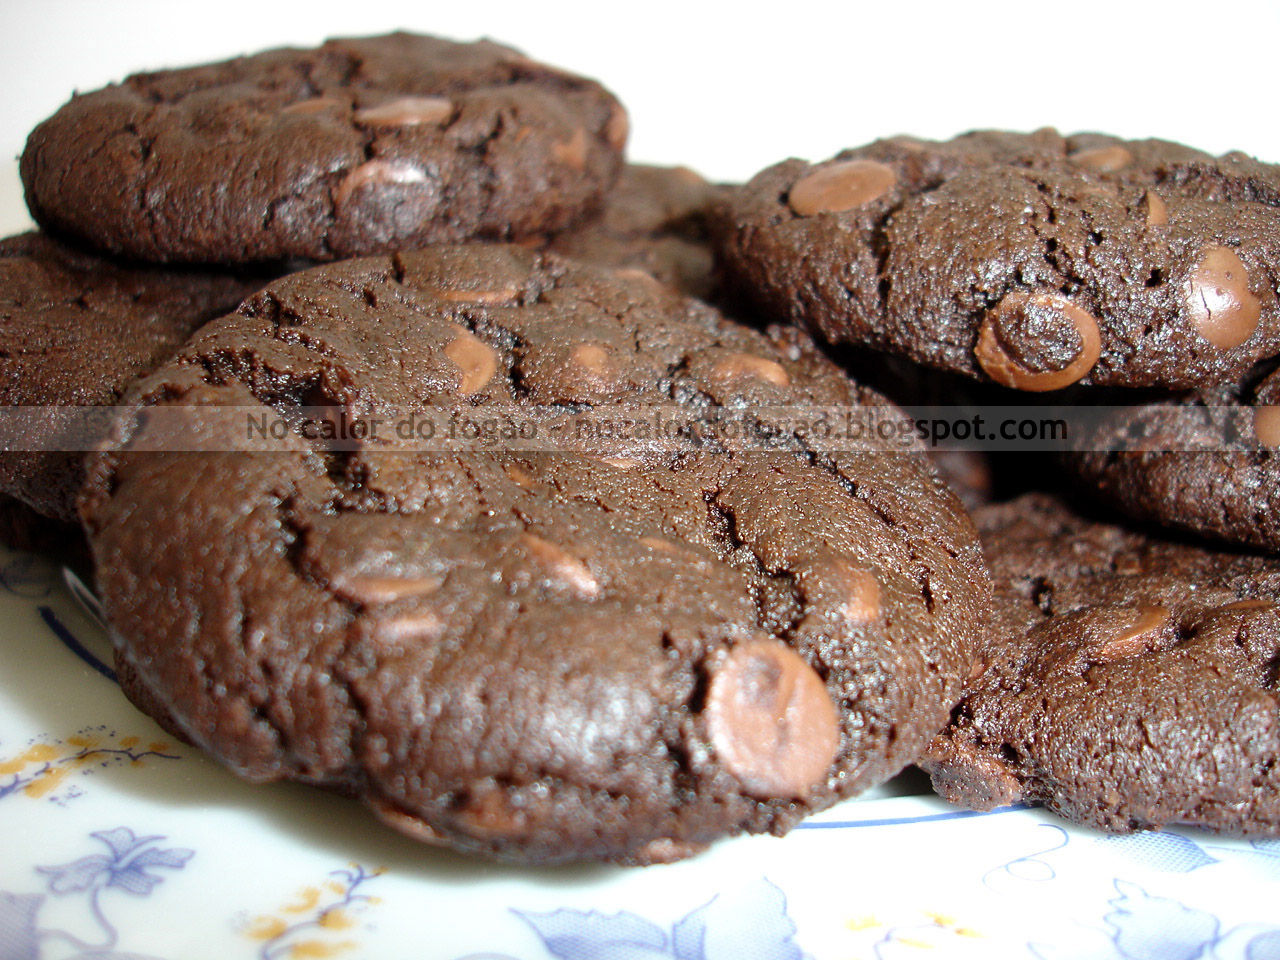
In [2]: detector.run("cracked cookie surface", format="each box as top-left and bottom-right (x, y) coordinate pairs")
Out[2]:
(79, 244), (990, 865)
(0, 231), (269, 524)
(922, 493), (1280, 835)
(714, 129), (1280, 389)
(1069, 361), (1280, 551)
(21, 33), (626, 263)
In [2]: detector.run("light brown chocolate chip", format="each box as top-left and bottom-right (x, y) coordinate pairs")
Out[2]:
(355, 96), (453, 128)
(710, 353), (791, 388)
(1088, 606), (1169, 664)
(1185, 246), (1261, 349)
(552, 128), (589, 171)
(833, 563), (881, 624)
(373, 609), (445, 644)
(1143, 191), (1168, 227)
(1253, 406), (1280, 447)
(605, 103), (630, 152)
(801, 555), (881, 624)
(613, 267), (662, 288)
(369, 798), (449, 846)
(632, 837), (708, 865)
(335, 574), (443, 605)
(705, 639), (839, 798)
(334, 159), (428, 209)
(1216, 598), (1274, 613)
(282, 97), (344, 116)
(522, 534), (599, 598)
(444, 327), (498, 396)
(639, 535), (680, 553)
(429, 286), (520, 305)
(1069, 144), (1133, 172)
(505, 464), (537, 488)
(571, 343), (611, 378)
(788, 160), (897, 216)
(638, 536), (705, 563)
(457, 785), (529, 838)
(975, 292), (1102, 391)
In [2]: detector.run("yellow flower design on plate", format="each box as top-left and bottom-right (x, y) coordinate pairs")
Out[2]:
(243, 864), (385, 960)
(0, 727), (178, 802)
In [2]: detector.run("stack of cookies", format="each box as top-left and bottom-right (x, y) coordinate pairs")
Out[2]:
(716, 131), (1280, 836)
(3, 32), (1277, 865)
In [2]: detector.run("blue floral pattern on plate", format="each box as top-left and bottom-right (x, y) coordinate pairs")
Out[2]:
(0, 826), (192, 960)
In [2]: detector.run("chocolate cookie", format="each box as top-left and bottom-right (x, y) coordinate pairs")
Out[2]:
(21, 33), (626, 263)
(0, 494), (84, 557)
(80, 245), (990, 865)
(0, 232), (268, 524)
(923, 493), (1280, 835)
(715, 129), (1280, 390)
(1069, 363), (1280, 551)
(545, 164), (720, 298)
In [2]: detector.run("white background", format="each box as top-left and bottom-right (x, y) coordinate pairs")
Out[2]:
(1, 0), (1278, 236)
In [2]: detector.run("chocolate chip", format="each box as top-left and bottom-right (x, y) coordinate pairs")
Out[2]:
(706, 639), (839, 798)
(335, 574), (443, 605)
(1255, 406), (1280, 447)
(1069, 145), (1133, 172)
(1143, 191), (1168, 227)
(430, 286), (520, 305)
(355, 96), (453, 128)
(974, 292), (1102, 391)
(571, 343), (612, 379)
(505, 464), (537, 488)
(444, 327), (498, 395)
(800, 554), (881, 624)
(282, 97), (344, 116)
(457, 784), (530, 838)
(1087, 606), (1169, 664)
(1185, 246), (1261, 349)
(834, 567), (881, 624)
(613, 267), (662, 287)
(788, 160), (897, 216)
(605, 103), (630, 152)
(632, 837), (709, 864)
(552, 128), (589, 172)
(710, 353), (791, 388)
(370, 798), (449, 845)
(1215, 598), (1274, 613)
(334, 159), (429, 210)
(522, 534), (599, 598)
(373, 609), (445, 644)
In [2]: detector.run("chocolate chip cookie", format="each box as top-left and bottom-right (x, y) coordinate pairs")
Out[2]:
(1069, 362), (1280, 551)
(80, 245), (990, 865)
(21, 33), (626, 263)
(545, 164), (720, 298)
(715, 129), (1280, 390)
(923, 493), (1280, 835)
(0, 231), (268, 526)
